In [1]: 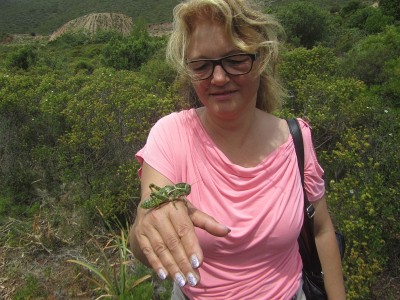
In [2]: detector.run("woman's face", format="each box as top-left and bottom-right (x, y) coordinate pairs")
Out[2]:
(186, 19), (260, 120)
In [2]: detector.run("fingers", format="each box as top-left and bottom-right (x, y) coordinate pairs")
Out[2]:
(136, 201), (201, 287)
(187, 202), (231, 237)
(132, 201), (231, 288)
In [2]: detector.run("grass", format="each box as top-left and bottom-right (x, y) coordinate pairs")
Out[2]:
(0, 204), (173, 299)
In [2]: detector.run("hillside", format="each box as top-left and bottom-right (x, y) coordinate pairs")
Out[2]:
(0, 0), (180, 35)
(49, 13), (134, 41)
(0, 0), (374, 35)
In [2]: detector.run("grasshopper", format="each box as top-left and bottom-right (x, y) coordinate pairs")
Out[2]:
(140, 182), (191, 209)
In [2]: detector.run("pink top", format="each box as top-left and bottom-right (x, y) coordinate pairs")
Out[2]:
(136, 109), (325, 300)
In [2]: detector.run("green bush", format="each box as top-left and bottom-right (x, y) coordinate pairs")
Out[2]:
(6, 46), (37, 70)
(377, 57), (400, 108)
(74, 59), (94, 74)
(59, 68), (175, 220)
(102, 21), (165, 70)
(347, 6), (394, 34)
(279, 45), (400, 298)
(277, 2), (331, 48)
(380, 0), (400, 20)
(339, 26), (400, 86)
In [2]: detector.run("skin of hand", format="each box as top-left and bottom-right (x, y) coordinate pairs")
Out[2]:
(129, 162), (231, 287)
(313, 196), (347, 299)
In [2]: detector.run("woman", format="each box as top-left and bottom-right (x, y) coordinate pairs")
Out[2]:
(129, 0), (346, 299)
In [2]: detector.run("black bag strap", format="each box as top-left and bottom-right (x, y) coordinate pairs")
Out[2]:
(287, 119), (315, 219)
(286, 118), (323, 276)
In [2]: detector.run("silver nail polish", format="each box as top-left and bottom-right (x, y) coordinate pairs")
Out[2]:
(158, 268), (167, 280)
(187, 272), (198, 287)
(190, 254), (200, 268)
(175, 273), (186, 287)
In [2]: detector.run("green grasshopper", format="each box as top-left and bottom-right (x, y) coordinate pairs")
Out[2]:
(140, 182), (191, 209)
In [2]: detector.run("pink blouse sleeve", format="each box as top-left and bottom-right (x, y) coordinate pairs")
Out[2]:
(135, 113), (183, 183)
(298, 119), (326, 202)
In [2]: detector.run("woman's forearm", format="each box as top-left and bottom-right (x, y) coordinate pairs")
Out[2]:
(315, 229), (346, 299)
(313, 197), (346, 299)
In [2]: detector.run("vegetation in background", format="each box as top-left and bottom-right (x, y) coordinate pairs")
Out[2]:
(0, 0), (181, 35)
(0, 1), (399, 299)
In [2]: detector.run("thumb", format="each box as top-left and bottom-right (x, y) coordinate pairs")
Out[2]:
(187, 204), (231, 237)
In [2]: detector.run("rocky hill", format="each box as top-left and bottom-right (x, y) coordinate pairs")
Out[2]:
(49, 13), (134, 41)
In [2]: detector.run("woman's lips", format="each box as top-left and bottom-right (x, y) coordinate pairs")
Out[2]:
(210, 90), (237, 100)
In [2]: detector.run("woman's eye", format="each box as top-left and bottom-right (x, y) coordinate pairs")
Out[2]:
(190, 61), (210, 71)
(225, 57), (247, 65)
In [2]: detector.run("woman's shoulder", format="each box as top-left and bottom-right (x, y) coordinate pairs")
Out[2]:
(155, 109), (195, 125)
(151, 109), (196, 131)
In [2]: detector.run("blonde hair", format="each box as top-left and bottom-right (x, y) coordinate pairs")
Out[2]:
(166, 0), (285, 112)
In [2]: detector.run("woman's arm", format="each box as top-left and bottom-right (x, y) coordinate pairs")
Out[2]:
(129, 162), (230, 286)
(313, 195), (346, 299)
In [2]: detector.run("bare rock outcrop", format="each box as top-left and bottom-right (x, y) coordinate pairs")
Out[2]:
(49, 13), (134, 41)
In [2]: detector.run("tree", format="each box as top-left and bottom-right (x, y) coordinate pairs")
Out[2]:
(339, 26), (400, 85)
(102, 20), (164, 71)
(379, 0), (400, 20)
(6, 46), (37, 70)
(347, 6), (394, 34)
(277, 2), (331, 48)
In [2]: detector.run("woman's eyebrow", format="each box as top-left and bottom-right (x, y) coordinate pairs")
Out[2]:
(187, 50), (245, 61)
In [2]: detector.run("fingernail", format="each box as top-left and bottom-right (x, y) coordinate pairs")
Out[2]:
(221, 224), (231, 232)
(190, 254), (200, 268)
(158, 268), (167, 280)
(174, 273), (186, 287)
(187, 272), (198, 287)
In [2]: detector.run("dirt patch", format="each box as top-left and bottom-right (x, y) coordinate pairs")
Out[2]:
(49, 13), (134, 41)
(148, 22), (173, 37)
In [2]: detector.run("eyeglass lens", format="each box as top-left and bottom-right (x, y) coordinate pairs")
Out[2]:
(187, 53), (255, 80)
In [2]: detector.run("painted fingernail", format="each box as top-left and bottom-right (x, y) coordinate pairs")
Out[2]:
(190, 254), (200, 268)
(174, 273), (186, 287)
(187, 272), (198, 287)
(158, 268), (167, 280)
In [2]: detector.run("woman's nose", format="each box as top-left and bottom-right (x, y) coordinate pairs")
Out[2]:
(211, 65), (229, 84)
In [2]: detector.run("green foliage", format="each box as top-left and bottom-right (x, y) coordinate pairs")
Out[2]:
(5, 46), (37, 70)
(340, 0), (367, 17)
(68, 228), (152, 298)
(339, 26), (400, 85)
(102, 24), (165, 70)
(379, 57), (400, 107)
(58, 68), (175, 220)
(13, 274), (47, 299)
(379, 0), (400, 20)
(50, 31), (91, 47)
(140, 48), (177, 86)
(279, 45), (400, 298)
(0, 0), (180, 35)
(347, 6), (395, 34)
(50, 30), (123, 48)
(324, 107), (400, 298)
(280, 46), (338, 85)
(74, 59), (95, 74)
(276, 2), (332, 48)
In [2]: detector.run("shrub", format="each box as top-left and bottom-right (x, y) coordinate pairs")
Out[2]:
(347, 6), (394, 34)
(339, 26), (400, 85)
(380, 0), (400, 20)
(277, 2), (331, 48)
(102, 21), (165, 70)
(6, 46), (37, 70)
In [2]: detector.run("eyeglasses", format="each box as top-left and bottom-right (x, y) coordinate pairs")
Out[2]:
(186, 53), (257, 81)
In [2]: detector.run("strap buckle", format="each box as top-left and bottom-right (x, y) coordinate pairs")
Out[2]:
(306, 204), (315, 219)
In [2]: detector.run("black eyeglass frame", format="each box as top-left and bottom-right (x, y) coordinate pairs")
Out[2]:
(186, 53), (258, 81)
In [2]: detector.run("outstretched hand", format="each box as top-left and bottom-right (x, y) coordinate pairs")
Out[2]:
(129, 199), (230, 287)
